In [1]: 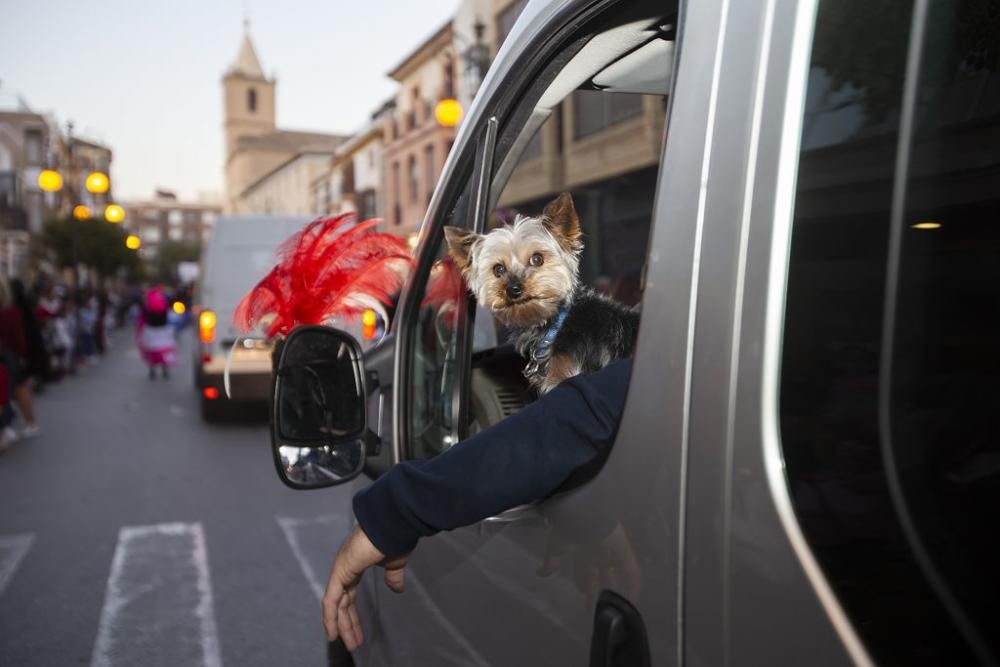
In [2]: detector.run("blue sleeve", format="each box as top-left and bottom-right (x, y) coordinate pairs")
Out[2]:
(352, 359), (631, 557)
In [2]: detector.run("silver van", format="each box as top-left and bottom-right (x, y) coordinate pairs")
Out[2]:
(270, 0), (1000, 664)
(194, 214), (310, 420)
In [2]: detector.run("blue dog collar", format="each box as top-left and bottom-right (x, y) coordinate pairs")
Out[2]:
(538, 307), (569, 353)
(529, 305), (569, 367)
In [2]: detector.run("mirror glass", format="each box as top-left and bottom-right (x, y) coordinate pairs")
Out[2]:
(272, 327), (366, 488)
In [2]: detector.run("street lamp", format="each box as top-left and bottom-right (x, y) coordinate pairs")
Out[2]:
(104, 204), (125, 223)
(85, 171), (110, 194)
(73, 205), (91, 221)
(434, 98), (463, 127)
(38, 169), (64, 193)
(125, 234), (141, 250)
(462, 19), (490, 101)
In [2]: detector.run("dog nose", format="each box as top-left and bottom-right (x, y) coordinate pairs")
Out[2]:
(506, 282), (523, 300)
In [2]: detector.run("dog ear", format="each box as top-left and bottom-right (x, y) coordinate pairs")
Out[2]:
(542, 192), (582, 252)
(443, 226), (480, 275)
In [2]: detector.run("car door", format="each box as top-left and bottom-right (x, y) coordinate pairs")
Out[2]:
(354, 0), (695, 665)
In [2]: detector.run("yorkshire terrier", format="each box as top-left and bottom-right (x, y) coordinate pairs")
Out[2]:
(444, 192), (638, 393)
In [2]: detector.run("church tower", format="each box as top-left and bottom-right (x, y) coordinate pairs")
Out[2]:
(222, 25), (276, 210)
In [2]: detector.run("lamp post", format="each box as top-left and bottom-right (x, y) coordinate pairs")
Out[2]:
(461, 19), (490, 103)
(37, 122), (120, 285)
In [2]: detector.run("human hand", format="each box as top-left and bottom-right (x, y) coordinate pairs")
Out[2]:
(322, 525), (410, 651)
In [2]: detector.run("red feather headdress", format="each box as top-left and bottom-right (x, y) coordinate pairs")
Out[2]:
(234, 213), (465, 338)
(234, 213), (412, 337)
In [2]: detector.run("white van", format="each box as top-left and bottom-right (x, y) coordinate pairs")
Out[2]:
(194, 215), (311, 420)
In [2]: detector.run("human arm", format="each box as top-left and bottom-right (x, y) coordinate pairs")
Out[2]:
(322, 358), (630, 647)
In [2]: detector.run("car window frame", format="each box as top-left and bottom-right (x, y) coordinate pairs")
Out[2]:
(395, 0), (675, 462)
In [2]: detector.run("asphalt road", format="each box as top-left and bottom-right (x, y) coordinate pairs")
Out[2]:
(0, 327), (357, 666)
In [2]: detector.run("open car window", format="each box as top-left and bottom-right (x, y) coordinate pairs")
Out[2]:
(405, 0), (676, 459)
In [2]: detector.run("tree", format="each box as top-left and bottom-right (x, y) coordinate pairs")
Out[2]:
(152, 239), (201, 282)
(41, 217), (143, 280)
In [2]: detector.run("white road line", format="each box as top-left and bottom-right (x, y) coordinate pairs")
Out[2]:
(91, 522), (222, 667)
(276, 515), (344, 600)
(0, 533), (34, 598)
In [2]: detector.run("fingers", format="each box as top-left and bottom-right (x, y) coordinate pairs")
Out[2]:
(347, 591), (364, 648)
(384, 563), (406, 593)
(322, 573), (344, 641)
(337, 588), (363, 651)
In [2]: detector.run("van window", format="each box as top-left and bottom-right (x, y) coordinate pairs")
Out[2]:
(780, 1), (1000, 663)
(403, 1), (674, 459)
(407, 186), (472, 460)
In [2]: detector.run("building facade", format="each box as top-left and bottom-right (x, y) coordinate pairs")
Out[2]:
(381, 22), (459, 240)
(222, 29), (346, 214)
(59, 133), (114, 217)
(122, 190), (221, 259)
(0, 89), (120, 277)
(311, 117), (388, 221)
(0, 94), (54, 239)
(0, 99), (49, 277)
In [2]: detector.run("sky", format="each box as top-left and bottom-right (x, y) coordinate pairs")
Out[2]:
(0, 0), (460, 201)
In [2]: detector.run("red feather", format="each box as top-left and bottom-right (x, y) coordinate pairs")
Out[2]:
(233, 213), (417, 337)
(422, 256), (462, 308)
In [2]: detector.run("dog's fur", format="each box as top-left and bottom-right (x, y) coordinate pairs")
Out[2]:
(444, 192), (638, 393)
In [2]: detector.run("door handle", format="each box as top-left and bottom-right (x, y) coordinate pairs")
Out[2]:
(590, 590), (650, 667)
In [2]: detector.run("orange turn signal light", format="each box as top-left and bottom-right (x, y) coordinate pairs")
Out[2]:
(199, 310), (216, 344)
(361, 308), (377, 340)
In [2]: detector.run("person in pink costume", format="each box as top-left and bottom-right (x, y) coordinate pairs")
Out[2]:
(136, 287), (176, 379)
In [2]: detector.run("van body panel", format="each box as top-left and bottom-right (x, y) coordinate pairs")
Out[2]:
(333, 0), (998, 663)
(676, 0), (860, 664)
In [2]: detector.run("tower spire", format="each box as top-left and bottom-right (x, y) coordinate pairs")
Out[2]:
(228, 19), (265, 79)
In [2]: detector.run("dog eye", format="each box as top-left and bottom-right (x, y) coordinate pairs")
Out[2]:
(493, 263), (506, 277)
(529, 253), (544, 267)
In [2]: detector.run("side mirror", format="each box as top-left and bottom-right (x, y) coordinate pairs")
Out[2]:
(271, 326), (369, 489)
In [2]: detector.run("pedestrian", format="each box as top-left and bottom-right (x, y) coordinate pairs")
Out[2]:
(10, 279), (52, 391)
(0, 279), (39, 438)
(321, 358), (630, 649)
(136, 286), (177, 380)
(76, 290), (99, 366)
(56, 296), (78, 375)
(0, 361), (13, 453)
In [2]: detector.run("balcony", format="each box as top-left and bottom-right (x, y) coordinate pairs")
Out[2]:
(0, 171), (21, 210)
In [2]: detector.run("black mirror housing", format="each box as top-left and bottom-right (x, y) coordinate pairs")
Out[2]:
(271, 325), (369, 489)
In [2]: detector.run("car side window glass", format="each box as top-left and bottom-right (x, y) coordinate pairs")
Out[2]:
(780, 1), (1000, 663)
(407, 191), (470, 460)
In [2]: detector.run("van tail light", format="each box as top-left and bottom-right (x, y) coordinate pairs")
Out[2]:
(203, 387), (220, 400)
(199, 310), (217, 344)
(361, 308), (377, 341)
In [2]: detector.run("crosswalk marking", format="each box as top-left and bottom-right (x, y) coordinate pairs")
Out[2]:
(0, 533), (34, 598)
(90, 522), (222, 667)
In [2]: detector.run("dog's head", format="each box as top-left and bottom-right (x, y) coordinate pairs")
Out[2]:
(444, 192), (582, 329)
